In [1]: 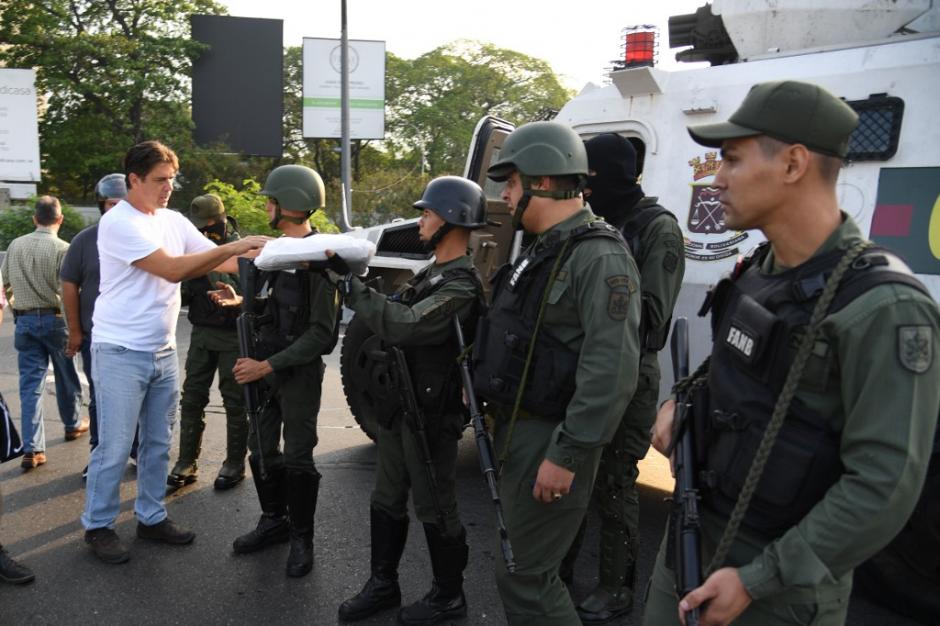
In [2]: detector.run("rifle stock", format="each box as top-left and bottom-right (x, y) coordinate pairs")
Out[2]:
(453, 316), (516, 573)
(670, 317), (702, 626)
(237, 257), (267, 480)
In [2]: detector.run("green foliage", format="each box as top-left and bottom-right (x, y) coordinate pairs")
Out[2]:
(0, 0), (228, 203)
(385, 41), (574, 177)
(0, 202), (88, 250)
(2, 0), (573, 229)
(203, 179), (339, 236)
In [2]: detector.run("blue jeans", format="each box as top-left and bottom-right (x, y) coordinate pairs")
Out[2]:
(80, 335), (140, 459)
(79, 335), (97, 447)
(82, 343), (179, 530)
(14, 314), (83, 453)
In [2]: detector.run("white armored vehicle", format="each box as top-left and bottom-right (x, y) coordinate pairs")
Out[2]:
(343, 0), (939, 427)
(339, 1), (940, 621)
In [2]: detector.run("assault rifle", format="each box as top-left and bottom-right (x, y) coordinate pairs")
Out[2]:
(453, 316), (516, 574)
(669, 317), (703, 626)
(236, 257), (267, 480)
(389, 346), (448, 531)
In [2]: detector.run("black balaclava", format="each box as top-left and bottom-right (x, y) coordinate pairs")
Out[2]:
(200, 219), (227, 243)
(583, 133), (645, 229)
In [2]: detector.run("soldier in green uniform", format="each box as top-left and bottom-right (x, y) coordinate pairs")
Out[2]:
(332, 176), (486, 625)
(645, 81), (940, 626)
(562, 133), (686, 623)
(167, 194), (249, 491)
(214, 165), (340, 578)
(474, 121), (643, 625)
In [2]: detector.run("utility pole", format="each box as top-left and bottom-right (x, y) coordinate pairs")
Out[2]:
(339, 0), (353, 231)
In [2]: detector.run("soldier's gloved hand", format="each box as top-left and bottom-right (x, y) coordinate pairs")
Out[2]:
(324, 250), (353, 295)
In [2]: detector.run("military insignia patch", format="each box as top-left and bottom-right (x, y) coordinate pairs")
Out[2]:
(606, 275), (634, 321)
(898, 325), (932, 373)
(663, 252), (679, 274)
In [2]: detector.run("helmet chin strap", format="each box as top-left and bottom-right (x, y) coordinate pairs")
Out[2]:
(424, 222), (453, 251)
(269, 206), (311, 230)
(511, 192), (532, 231)
(512, 175), (586, 231)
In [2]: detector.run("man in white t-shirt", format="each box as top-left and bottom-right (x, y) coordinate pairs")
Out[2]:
(81, 140), (268, 564)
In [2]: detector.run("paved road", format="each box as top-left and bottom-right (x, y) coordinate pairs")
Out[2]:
(0, 314), (921, 625)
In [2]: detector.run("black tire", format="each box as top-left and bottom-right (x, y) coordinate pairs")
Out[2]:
(340, 314), (396, 442)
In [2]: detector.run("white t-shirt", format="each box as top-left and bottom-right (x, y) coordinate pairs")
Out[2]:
(92, 200), (216, 351)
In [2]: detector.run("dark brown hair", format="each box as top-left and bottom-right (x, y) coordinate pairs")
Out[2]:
(756, 135), (843, 184)
(123, 140), (179, 188)
(34, 195), (61, 226)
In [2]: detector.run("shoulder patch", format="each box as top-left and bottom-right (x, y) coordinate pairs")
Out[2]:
(606, 275), (635, 321)
(419, 296), (456, 321)
(898, 325), (932, 374)
(663, 252), (679, 274)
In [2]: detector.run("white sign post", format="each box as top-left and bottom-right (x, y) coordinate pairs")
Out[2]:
(302, 38), (385, 139)
(0, 69), (41, 182)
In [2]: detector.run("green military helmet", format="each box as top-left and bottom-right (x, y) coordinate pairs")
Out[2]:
(487, 121), (589, 182)
(413, 176), (487, 229)
(260, 164), (325, 213)
(188, 193), (225, 229)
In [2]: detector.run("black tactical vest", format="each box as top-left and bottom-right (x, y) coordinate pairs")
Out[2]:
(396, 265), (484, 417)
(620, 199), (677, 352)
(698, 243), (930, 538)
(256, 268), (313, 358)
(185, 275), (239, 330)
(473, 221), (628, 419)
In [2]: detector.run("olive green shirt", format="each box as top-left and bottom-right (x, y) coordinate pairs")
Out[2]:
(727, 214), (940, 602)
(630, 198), (686, 357)
(2, 226), (70, 310)
(524, 208), (643, 472)
(265, 269), (339, 371)
(182, 228), (241, 351)
(343, 254), (479, 346)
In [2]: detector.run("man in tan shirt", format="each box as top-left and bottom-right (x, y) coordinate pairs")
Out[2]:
(1, 196), (86, 470)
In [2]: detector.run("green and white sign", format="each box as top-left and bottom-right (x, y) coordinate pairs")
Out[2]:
(302, 37), (385, 139)
(0, 69), (41, 182)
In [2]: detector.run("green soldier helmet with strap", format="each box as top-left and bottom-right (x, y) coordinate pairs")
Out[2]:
(487, 121), (588, 230)
(413, 175), (487, 250)
(260, 164), (326, 229)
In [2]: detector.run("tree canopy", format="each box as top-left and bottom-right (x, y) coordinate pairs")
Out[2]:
(1, 4), (573, 230)
(0, 0), (228, 201)
(386, 41), (573, 176)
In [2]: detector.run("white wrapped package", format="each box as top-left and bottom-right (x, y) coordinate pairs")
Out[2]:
(253, 233), (376, 275)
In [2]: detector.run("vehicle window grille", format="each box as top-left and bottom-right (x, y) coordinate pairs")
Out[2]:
(376, 223), (432, 260)
(846, 95), (903, 162)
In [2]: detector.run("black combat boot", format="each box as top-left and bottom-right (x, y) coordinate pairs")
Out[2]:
(398, 524), (468, 626)
(576, 522), (636, 624)
(285, 470), (319, 577)
(338, 507), (410, 622)
(214, 411), (248, 490)
(232, 456), (289, 554)
(167, 418), (205, 490)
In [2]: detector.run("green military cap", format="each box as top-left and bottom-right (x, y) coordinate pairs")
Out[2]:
(188, 193), (225, 228)
(687, 80), (859, 158)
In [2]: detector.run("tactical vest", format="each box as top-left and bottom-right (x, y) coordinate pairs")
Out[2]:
(698, 242), (930, 538)
(393, 265), (485, 418)
(255, 268), (341, 361)
(473, 221), (628, 419)
(185, 275), (239, 330)
(620, 199), (677, 352)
